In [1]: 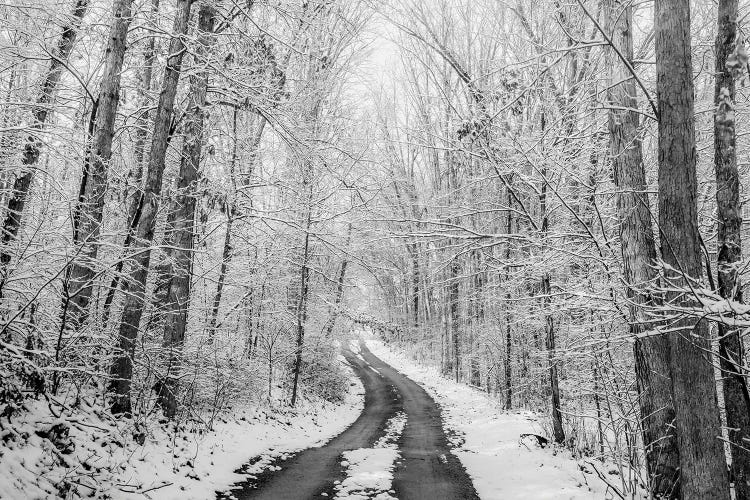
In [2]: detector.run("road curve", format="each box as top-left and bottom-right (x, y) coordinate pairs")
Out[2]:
(218, 342), (479, 500)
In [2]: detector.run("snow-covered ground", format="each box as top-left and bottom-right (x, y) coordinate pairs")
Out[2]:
(364, 336), (627, 500)
(1, 377), (364, 499)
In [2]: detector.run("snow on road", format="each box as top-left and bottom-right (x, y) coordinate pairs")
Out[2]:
(364, 336), (618, 500)
(334, 412), (406, 500)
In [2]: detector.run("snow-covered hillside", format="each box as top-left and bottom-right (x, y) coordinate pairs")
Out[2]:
(0, 379), (363, 499)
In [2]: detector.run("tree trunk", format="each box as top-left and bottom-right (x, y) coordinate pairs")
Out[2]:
(714, 1), (750, 497)
(469, 249), (483, 388)
(410, 241), (420, 329)
(450, 257), (460, 382)
(109, 0), (193, 416)
(604, 1), (679, 495)
(540, 136), (565, 444)
(290, 213), (312, 407)
(206, 110), (267, 342)
(156, 3), (216, 419)
(322, 224), (352, 338)
(0, 0), (89, 296)
(101, 0), (160, 329)
(543, 270), (564, 444)
(655, 1), (731, 497)
(65, 0), (134, 332)
(129, 0), (160, 198)
(504, 191), (513, 410)
(207, 209), (233, 343)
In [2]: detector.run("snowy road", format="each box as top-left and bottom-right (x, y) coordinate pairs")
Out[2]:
(219, 342), (479, 500)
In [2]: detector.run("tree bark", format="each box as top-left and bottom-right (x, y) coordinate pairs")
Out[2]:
(655, 1), (730, 497)
(714, 1), (750, 497)
(109, 0), (193, 416)
(0, 0), (89, 296)
(129, 0), (160, 198)
(65, 0), (134, 332)
(156, 3), (216, 419)
(409, 241), (420, 328)
(603, 1), (680, 496)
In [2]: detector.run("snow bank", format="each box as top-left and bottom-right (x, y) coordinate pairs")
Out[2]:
(364, 336), (623, 500)
(1, 375), (364, 499)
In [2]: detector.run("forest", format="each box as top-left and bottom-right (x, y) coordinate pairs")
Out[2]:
(0, 0), (749, 499)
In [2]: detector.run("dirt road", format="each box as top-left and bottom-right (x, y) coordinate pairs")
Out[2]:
(218, 342), (479, 500)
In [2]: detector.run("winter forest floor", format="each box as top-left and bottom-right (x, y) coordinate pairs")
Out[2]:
(2, 333), (624, 499)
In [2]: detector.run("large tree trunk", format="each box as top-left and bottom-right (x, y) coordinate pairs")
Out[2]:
(109, 0), (193, 416)
(100, 0), (160, 329)
(156, 3), (216, 419)
(655, 1), (730, 497)
(129, 0), (160, 199)
(0, 0), (89, 296)
(603, 1), (679, 496)
(65, 0), (134, 332)
(714, 1), (750, 497)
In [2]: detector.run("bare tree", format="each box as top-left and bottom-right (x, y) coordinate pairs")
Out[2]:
(156, 2), (217, 419)
(0, 0), (89, 296)
(64, 0), (136, 333)
(110, 0), (193, 415)
(603, 0), (679, 495)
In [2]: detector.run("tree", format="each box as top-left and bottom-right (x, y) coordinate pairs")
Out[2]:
(655, 0), (730, 496)
(101, 0), (160, 329)
(65, 0), (135, 333)
(109, 0), (193, 416)
(714, 0), (750, 497)
(0, 0), (89, 296)
(603, 0), (679, 495)
(156, 2), (217, 419)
